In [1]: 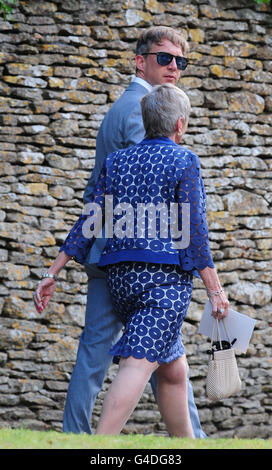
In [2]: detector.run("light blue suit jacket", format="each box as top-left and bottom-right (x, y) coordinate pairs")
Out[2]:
(83, 81), (149, 271)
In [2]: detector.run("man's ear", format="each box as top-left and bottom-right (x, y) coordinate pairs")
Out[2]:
(135, 55), (145, 75)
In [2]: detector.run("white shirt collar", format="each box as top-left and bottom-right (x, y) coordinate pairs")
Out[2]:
(132, 76), (153, 92)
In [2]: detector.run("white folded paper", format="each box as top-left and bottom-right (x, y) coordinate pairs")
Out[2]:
(198, 300), (256, 353)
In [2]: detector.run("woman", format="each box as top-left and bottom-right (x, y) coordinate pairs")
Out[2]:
(33, 84), (229, 437)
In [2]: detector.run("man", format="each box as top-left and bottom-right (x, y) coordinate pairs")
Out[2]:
(63, 26), (206, 438)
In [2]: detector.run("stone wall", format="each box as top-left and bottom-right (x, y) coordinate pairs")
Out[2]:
(0, 0), (271, 438)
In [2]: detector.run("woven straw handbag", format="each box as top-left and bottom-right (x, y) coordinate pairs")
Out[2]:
(206, 318), (242, 401)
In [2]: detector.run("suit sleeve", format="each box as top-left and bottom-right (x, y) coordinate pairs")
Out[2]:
(122, 101), (146, 148)
(84, 99), (145, 204)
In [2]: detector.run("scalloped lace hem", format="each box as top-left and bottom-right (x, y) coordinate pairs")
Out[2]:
(110, 337), (184, 365)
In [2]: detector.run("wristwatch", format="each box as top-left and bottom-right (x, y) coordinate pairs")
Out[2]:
(41, 272), (58, 281)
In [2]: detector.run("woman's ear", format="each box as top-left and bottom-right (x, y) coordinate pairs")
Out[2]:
(174, 117), (188, 144)
(176, 116), (184, 136)
(178, 116), (189, 137)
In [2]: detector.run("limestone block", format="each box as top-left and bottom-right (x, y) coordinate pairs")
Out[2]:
(234, 156), (267, 170)
(65, 304), (86, 327)
(144, 0), (165, 14)
(32, 100), (63, 114)
(243, 69), (272, 83)
(37, 409), (64, 422)
(0, 249), (8, 262)
(236, 424), (270, 439)
(38, 336), (78, 363)
(210, 64), (240, 80)
(11, 379), (44, 394)
(3, 75), (48, 88)
(0, 263), (30, 281)
(251, 124), (272, 136)
(39, 218), (66, 232)
(132, 409), (161, 423)
(205, 91), (228, 108)
(45, 153), (79, 170)
(10, 242), (44, 265)
(223, 190), (269, 215)
(6, 63), (53, 77)
(0, 52), (17, 64)
(50, 119), (79, 137)
(186, 89), (204, 107)
(20, 392), (56, 407)
(201, 155), (234, 169)
(45, 90), (99, 104)
(186, 302), (203, 322)
(265, 96), (272, 111)
(31, 298), (65, 324)
(44, 381), (68, 392)
(244, 81), (272, 97)
(256, 239), (272, 250)
(125, 9), (152, 26)
(179, 76), (202, 89)
(0, 327), (34, 350)
(0, 406), (36, 421)
(20, 229), (56, 247)
(53, 66), (82, 78)
(206, 194), (224, 212)
(228, 281), (271, 306)
(200, 5), (239, 20)
(228, 92), (265, 114)
(48, 77), (65, 88)
(194, 129), (237, 146)
(18, 151), (44, 164)
(211, 41), (257, 58)
(12, 182), (49, 196)
(23, 125), (49, 135)
(238, 216), (272, 231)
(0, 395), (20, 406)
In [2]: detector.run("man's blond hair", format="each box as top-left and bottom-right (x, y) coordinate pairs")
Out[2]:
(136, 26), (189, 57)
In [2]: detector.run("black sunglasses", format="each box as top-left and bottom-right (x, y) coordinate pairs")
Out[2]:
(142, 52), (188, 70)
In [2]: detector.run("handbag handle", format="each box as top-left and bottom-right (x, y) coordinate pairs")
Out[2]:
(210, 318), (221, 349)
(210, 318), (232, 350)
(221, 319), (232, 344)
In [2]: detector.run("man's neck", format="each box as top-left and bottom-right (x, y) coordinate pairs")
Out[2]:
(133, 76), (153, 92)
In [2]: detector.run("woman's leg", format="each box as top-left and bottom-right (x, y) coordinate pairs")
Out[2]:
(63, 277), (122, 434)
(96, 356), (158, 435)
(156, 355), (194, 438)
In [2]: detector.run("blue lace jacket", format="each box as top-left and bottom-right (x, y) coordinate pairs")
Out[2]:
(60, 137), (215, 277)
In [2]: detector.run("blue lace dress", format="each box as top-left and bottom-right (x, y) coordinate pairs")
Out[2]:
(60, 137), (215, 363)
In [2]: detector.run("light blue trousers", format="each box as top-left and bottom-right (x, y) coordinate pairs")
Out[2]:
(63, 274), (206, 438)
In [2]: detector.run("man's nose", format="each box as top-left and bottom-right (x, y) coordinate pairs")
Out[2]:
(167, 57), (178, 70)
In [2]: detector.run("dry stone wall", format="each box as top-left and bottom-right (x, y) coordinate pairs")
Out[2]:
(0, 0), (271, 438)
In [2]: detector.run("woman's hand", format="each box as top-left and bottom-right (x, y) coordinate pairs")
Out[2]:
(33, 278), (56, 313)
(32, 252), (71, 313)
(198, 267), (229, 320)
(209, 291), (229, 319)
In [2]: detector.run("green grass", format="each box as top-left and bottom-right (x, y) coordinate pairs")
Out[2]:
(0, 428), (271, 449)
